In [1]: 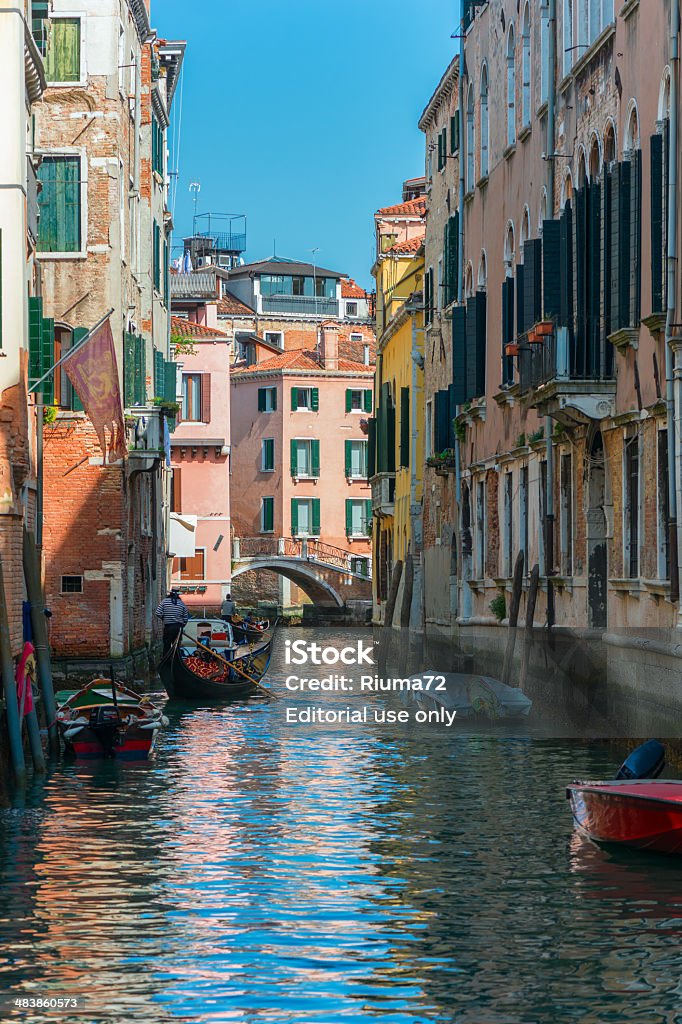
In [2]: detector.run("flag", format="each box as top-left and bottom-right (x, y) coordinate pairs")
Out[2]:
(64, 318), (127, 463)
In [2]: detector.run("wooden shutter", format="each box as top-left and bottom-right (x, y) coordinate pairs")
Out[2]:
(345, 388), (352, 412)
(448, 383), (457, 447)
(345, 499), (352, 536)
(559, 204), (573, 329)
(601, 170), (612, 344)
(171, 468), (181, 512)
(123, 330), (136, 407)
(200, 373), (211, 423)
(153, 222), (161, 291)
(365, 500), (372, 535)
(400, 387), (410, 468)
(271, 388), (277, 411)
(28, 296), (43, 389)
(449, 213), (459, 304)
(574, 186), (587, 357)
(311, 387), (319, 411)
(587, 181), (602, 376)
(291, 499), (298, 536)
(134, 333), (146, 405)
(542, 220), (561, 318)
(154, 349), (163, 396)
(651, 132), (665, 314)
(386, 401), (396, 472)
(367, 417), (376, 478)
(363, 388), (373, 413)
(502, 277), (514, 385)
(311, 439), (320, 477)
(345, 439), (352, 477)
(524, 238), (542, 329)
(262, 497), (274, 533)
(611, 161), (631, 331)
(452, 305), (467, 404)
(630, 148), (642, 325)
(290, 438), (298, 476)
(164, 360), (177, 404)
(291, 387), (298, 411)
(451, 112), (459, 153)
(69, 327), (87, 411)
(435, 390), (450, 451)
(258, 387), (266, 412)
(41, 316), (55, 405)
(516, 263), (526, 337)
(437, 131), (443, 171)
(442, 219), (450, 305)
(311, 498), (320, 536)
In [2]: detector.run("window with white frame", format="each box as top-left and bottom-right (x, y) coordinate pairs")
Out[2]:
(291, 438), (319, 478)
(346, 302), (358, 317)
(45, 16), (82, 84)
(578, 0), (614, 51)
(541, 5), (549, 103)
(261, 438), (275, 472)
(264, 331), (283, 348)
(507, 25), (517, 147)
(521, 4), (531, 127)
(346, 498), (371, 537)
(346, 440), (368, 479)
(37, 155), (83, 254)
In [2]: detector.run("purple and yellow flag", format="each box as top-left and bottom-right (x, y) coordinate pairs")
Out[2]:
(64, 319), (127, 463)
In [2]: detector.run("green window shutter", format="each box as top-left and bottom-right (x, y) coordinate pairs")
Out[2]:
(311, 387), (319, 411)
(290, 438), (298, 476)
(311, 439), (320, 477)
(437, 132), (443, 171)
(291, 387), (298, 411)
(153, 222), (161, 291)
(164, 240), (170, 305)
(37, 156), (80, 253)
(630, 148), (642, 326)
(559, 203), (573, 329)
(345, 439), (352, 477)
(28, 296), (43, 388)
(386, 401), (396, 472)
(400, 387), (410, 468)
(435, 390), (450, 452)
(542, 220), (561, 319)
(345, 388), (352, 413)
(451, 112), (460, 153)
(41, 317), (55, 405)
(367, 417), (376, 478)
(650, 132), (664, 314)
(291, 499), (298, 536)
(45, 17), (81, 83)
(502, 277), (514, 386)
(442, 125), (448, 157)
(524, 238), (542, 329)
(271, 388), (277, 411)
(154, 350), (163, 396)
(365, 499), (372, 535)
(516, 263), (526, 336)
(465, 293), (486, 400)
(311, 498), (320, 536)
(134, 334), (146, 405)
(124, 330), (136, 407)
(345, 499), (352, 536)
(363, 388), (373, 413)
(164, 360), (177, 403)
(262, 497), (274, 533)
(258, 388), (266, 412)
(452, 305), (467, 405)
(70, 327), (87, 410)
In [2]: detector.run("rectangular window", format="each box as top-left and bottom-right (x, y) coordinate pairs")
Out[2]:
(625, 434), (640, 579)
(61, 575), (83, 594)
(179, 550), (205, 580)
(658, 429), (671, 580)
(152, 116), (164, 177)
(560, 454), (573, 576)
(345, 440), (368, 479)
(520, 466), (529, 567)
(476, 479), (485, 578)
(425, 400), (433, 458)
(37, 156), (81, 253)
(261, 496), (274, 533)
(171, 468), (181, 513)
(539, 461), (548, 575)
(346, 302), (358, 317)
(261, 438), (275, 472)
(264, 331), (283, 348)
(504, 472), (513, 576)
(153, 222), (161, 292)
(346, 388), (372, 413)
(291, 498), (320, 537)
(45, 17), (81, 83)
(346, 499), (371, 537)
(257, 386), (277, 412)
(291, 438), (320, 478)
(181, 373), (202, 422)
(350, 556), (370, 577)
(291, 386), (318, 411)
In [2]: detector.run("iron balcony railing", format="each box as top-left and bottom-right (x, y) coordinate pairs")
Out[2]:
(196, 231), (247, 253)
(233, 537), (371, 576)
(518, 326), (615, 393)
(260, 295), (339, 317)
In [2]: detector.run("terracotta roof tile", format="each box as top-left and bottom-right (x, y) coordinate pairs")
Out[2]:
(385, 232), (426, 255)
(217, 295), (255, 316)
(171, 316), (229, 340)
(232, 348), (374, 376)
(341, 278), (367, 299)
(377, 197), (427, 217)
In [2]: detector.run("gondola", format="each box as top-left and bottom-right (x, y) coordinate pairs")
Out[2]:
(159, 626), (274, 701)
(229, 616), (271, 643)
(55, 678), (168, 760)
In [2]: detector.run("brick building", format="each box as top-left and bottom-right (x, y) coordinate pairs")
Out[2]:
(419, 0), (682, 691)
(33, 1), (184, 679)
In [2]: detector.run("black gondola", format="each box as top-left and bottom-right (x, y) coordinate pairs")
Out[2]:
(229, 617), (270, 643)
(159, 633), (274, 701)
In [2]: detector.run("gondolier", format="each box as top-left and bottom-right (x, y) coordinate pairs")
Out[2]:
(156, 590), (189, 654)
(220, 592), (236, 621)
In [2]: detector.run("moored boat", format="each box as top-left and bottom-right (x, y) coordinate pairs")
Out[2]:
(159, 627), (274, 701)
(566, 779), (682, 855)
(229, 616), (270, 643)
(56, 679), (168, 761)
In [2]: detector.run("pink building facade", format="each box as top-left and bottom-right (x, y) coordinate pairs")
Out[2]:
(169, 318), (231, 613)
(230, 325), (374, 608)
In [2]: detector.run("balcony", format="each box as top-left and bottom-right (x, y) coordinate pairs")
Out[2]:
(518, 326), (616, 426)
(126, 407), (164, 470)
(195, 231), (247, 253)
(260, 295), (339, 318)
(371, 473), (395, 517)
(27, 157), (39, 243)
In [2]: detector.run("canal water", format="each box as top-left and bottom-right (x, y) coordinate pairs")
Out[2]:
(1, 629), (682, 1023)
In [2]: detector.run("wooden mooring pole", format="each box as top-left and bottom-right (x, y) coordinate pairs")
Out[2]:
(0, 559), (26, 784)
(519, 564), (540, 691)
(23, 528), (58, 754)
(501, 551), (525, 685)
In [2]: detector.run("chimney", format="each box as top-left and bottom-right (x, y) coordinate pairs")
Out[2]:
(319, 323), (339, 370)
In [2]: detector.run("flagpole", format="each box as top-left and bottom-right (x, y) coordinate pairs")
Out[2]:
(28, 308), (115, 394)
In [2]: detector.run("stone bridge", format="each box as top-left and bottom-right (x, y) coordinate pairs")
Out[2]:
(232, 537), (372, 608)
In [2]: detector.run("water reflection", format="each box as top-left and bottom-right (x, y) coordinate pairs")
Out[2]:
(0, 632), (681, 1021)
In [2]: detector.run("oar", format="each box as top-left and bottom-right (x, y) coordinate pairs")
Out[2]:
(184, 632), (279, 700)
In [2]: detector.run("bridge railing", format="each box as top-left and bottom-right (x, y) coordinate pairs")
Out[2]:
(233, 537), (372, 578)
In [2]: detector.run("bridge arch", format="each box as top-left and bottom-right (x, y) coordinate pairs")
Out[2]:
(231, 559), (345, 608)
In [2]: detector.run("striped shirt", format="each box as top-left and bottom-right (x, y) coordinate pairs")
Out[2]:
(155, 597), (189, 626)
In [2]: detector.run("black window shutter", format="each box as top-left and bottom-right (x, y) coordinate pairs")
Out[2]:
(611, 160), (631, 331)
(452, 305), (467, 404)
(524, 238), (542, 328)
(466, 292), (486, 399)
(516, 263), (526, 337)
(650, 132), (664, 314)
(367, 417), (376, 479)
(574, 187), (587, 358)
(559, 203), (573, 329)
(630, 148), (642, 325)
(601, 169), (612, 345)
(475, 291), (487, 397)
(386, 400), (396, 472)
(442, 219), (450, 307)
(502, 277), (515, 385)
(587, 182), (602, 377)
(450, 213), (459, 302)
(400, 387), (410, 468)
(448, 383), (457, 447)
(435, 390), (450, 451)
(542, 219), (561, 318)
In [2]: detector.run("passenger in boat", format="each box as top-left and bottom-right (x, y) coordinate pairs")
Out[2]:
(220, 592), (236, 621)
(156, 589), (189, 654)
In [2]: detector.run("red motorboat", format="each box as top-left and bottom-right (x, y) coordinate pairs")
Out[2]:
(567, 779), (682, 855)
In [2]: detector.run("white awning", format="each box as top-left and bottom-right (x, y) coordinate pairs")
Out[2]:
(169, 513), (197, 558)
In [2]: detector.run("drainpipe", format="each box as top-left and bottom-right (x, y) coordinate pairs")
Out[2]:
(545, 0), (557, 578)
(457, 11), (471, 623)
(667, 0), (680, 606)
(409, 305), (424, 632)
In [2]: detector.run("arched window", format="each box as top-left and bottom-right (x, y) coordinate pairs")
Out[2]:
(588, 134), (601, 179)
(480, 64), (489, 178)
(507, 25), (516, 147)
(478, 250), (488, 290)
(625, 102), (640, 153)
(603, 120), (616, 168)
(466, 82), (475, 192)
(563, 169), (574, 207)
(521, 4), (531, 126)
(539, 188), (548, 231)
(577, 148), (587, 188)
(465, 262), (474, 298)
(659, 68), (671, 122)
(521, 206), (531, 249)
(504, 222), (515, 274)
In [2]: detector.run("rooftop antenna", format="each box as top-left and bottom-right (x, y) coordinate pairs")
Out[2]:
(189, 181), (201, 234)
(310, 247), (320, 315)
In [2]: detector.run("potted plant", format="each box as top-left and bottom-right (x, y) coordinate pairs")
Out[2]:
(536, 320), (554, 337)
(490, 593), (506, 622)
(505, 343), (520, 357)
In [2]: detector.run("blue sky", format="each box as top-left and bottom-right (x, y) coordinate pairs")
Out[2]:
(156, 0), (459, 289)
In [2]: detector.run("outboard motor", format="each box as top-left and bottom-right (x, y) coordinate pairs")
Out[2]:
(88, 706), (122, 758)
(616, 739), (666, 780)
